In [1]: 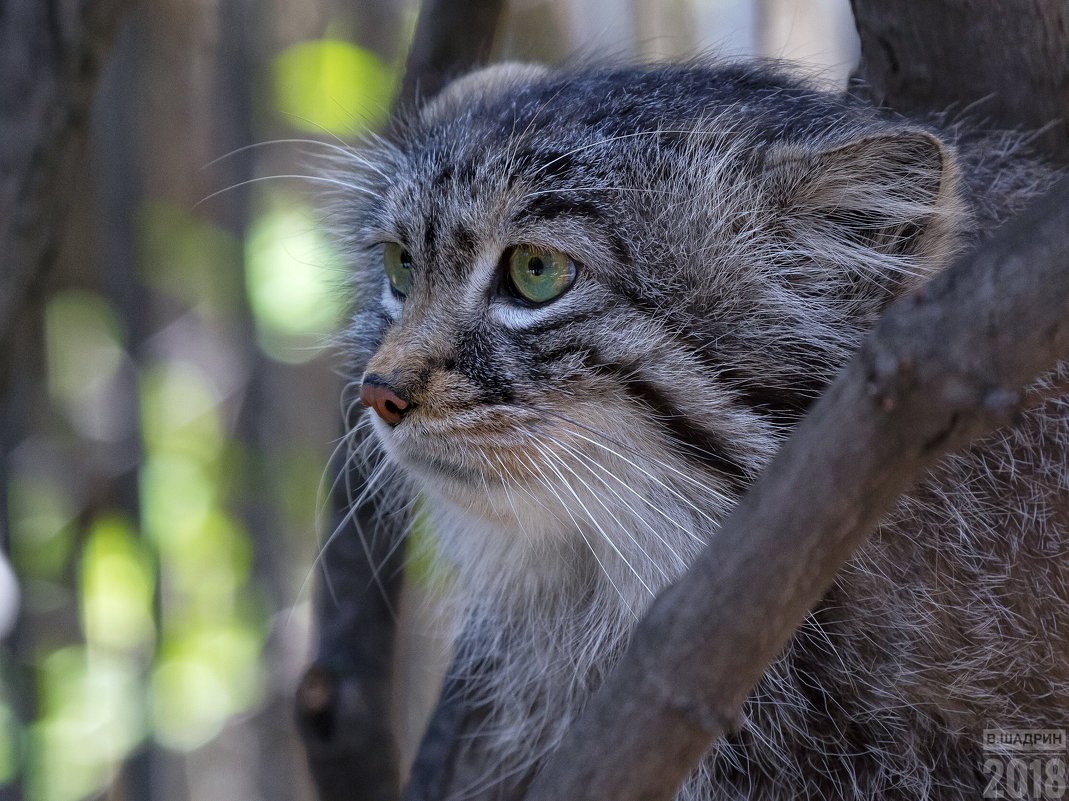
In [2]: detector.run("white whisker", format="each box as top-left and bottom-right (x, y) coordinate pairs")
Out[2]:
(194, 173), (377, 209)
(529, 439), (655, 598)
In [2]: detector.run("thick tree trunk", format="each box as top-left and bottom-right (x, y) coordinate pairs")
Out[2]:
(850, 0), (1069, 164)
(0, 6), (133, 797)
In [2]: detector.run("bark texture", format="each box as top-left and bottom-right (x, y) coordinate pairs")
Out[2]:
(526, 174), (1069, 801)
(850, 0), (1069, 164)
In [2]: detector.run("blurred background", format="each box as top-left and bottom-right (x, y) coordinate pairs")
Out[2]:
(0, 1), (856, 799)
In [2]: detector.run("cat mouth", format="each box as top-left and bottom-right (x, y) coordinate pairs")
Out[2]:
(368, 405), (555, 487)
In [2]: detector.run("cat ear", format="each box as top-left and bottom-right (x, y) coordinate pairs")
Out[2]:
(764, 129), (964, 276)
(419, 63), (550, 125)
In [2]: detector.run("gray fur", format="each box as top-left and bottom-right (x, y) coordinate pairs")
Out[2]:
(333, 61), (1069, 800)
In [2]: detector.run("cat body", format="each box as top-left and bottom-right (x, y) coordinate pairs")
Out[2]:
(338, 62), (1069, 799)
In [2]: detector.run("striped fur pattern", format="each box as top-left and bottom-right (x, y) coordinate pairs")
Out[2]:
(333, 62), (1069, 799)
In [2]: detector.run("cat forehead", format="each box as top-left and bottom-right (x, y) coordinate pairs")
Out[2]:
(377, 116), (614, 257)
(381, 64), (866, 204)
(366, 63), (877, 259)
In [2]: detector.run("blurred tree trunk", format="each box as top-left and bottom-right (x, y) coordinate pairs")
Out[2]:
(398, 0), (505, 108)
(206, 1), (315, 798)
(0, 0), (134, 388)
(0, 3), (133, 799)
(850, 0), (1069, 165)
(89, 15), (160, 801)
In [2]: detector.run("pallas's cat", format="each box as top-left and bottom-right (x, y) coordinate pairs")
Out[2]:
(336, 62), (1069, 800)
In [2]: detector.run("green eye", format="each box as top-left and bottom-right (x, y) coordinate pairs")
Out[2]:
(506, 246), (576, 304)
(383, 243), (414, 297)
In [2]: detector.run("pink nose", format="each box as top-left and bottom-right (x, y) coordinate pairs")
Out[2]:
(360, 378), (412, 426)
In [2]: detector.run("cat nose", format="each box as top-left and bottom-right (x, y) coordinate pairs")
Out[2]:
(360, 375), (413, 426)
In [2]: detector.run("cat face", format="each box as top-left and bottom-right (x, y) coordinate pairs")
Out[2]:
(356, 171), (744, 534)
(341, 63), (960, 558)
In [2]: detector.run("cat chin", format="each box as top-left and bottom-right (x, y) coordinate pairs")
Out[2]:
(421, 483), (602, 598)
(420, 475), (577, 537)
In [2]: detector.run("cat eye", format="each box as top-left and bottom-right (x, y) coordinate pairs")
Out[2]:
(383, 243), (414, 297)
(505, 246), (576, 305)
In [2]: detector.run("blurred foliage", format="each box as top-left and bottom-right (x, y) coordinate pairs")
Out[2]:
(245, 197), (347, 363)
(45, 292), (127, 442)
(272, 39), (396, 137)
(138, 202), (245, 317)
(8, 475), (76, 591)
(28, 646), (143, 801)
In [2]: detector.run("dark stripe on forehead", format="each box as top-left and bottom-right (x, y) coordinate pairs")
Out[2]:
(431, 157), (477, 189)
(423, 217), (438, 253)
(523, 194), (605, 223)
(451, 224), (476, 257)
(432, 163), (453, 186)
(514, 148), (578, 180)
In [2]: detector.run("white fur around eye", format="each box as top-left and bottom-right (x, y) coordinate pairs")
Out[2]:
(483, 253), (592, 330)
(489, 290), (587, 330)
(380, 279), (403, 318)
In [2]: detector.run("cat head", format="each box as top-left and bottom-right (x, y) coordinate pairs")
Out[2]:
(336, 62), (964, 580)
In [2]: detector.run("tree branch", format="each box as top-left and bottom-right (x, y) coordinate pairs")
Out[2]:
(525, 177), (1069, 801)
(296, 441), (405, 801)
